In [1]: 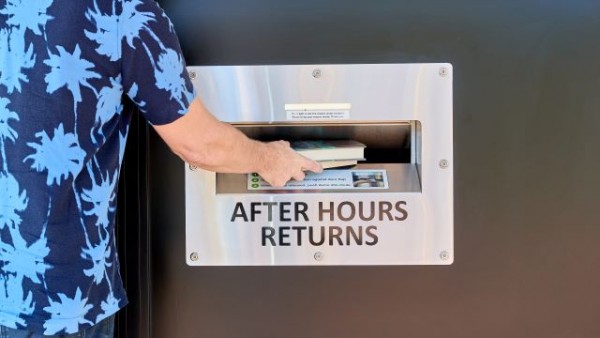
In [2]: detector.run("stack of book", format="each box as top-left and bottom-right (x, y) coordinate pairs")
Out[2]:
(291, 140), (366, 169)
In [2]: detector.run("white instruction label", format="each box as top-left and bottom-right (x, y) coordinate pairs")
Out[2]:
(248, 169), (388, 190)
(286, 110), (350, 121)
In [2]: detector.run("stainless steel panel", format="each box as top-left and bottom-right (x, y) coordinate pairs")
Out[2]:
(188, 64), (448, 123)
(184, 64), (453, 266)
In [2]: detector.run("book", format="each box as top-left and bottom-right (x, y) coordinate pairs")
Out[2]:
(292, 140), (366, 162)
(318, 159), (358, 169)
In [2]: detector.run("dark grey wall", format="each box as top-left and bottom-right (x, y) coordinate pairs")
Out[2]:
(121, 1), (600, 337)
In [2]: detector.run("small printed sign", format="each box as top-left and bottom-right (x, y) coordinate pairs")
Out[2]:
(248, 169), (389, 190)
(286, 110), (350, 121)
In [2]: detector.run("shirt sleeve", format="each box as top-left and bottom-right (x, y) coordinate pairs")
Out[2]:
(119, 0), (196, 125)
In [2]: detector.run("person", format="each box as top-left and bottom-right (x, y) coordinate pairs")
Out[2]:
(0, 0), (322, 336)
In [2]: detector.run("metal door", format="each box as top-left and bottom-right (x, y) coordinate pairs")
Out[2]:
(117, 1), (600, 337)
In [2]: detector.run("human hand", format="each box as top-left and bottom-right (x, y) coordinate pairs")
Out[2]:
(256, 140), (323, 187)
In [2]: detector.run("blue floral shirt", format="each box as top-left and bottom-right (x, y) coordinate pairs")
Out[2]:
(0, 0), (195, 334)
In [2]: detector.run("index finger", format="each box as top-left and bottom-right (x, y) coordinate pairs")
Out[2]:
(302, 158), (323, 174)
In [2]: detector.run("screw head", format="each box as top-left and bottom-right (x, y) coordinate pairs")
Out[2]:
(439, 67), (449, 77)
(439, 159), (449, 169)
(440, 251), (450, 261)
(312, 68), (322, 78)
(190, 252), (199, 261)
(189, 164), (198, 171)
(188, 70), (197, 80)
(314, 251), (324, 261)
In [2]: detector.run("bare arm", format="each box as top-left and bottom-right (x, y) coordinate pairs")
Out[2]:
(153, 97), (322, 187)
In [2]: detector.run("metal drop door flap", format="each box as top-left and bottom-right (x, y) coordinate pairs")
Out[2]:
(185, 64), (453, 266)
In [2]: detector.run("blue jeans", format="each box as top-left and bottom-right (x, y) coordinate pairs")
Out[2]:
(0, 316), (114, 338)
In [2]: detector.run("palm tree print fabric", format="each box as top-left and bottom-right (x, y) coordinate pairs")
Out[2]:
(0, 0), (195, 334)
